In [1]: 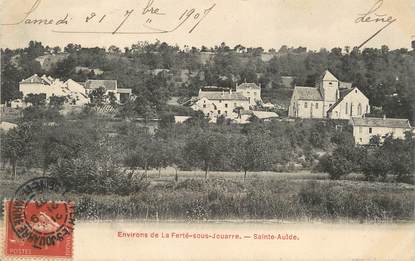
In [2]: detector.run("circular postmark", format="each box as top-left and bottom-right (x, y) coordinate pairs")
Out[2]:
(8, 177), (75, 250)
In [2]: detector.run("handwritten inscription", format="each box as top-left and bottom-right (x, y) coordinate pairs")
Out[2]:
(0, 0), (216, 35)
(355, 0), (397, 25)
(355, 0), (397, 48)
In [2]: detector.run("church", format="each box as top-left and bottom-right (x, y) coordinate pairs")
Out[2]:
(288, 70), (370, 120)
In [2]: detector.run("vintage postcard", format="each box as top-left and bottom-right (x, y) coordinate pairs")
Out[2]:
(0, 0), (414, 260)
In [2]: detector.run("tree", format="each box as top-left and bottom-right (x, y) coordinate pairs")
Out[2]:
(183, 129), (227, 179)
(1, 63), (23, 103)
(1, 124), (33, 179)
(318, 145), (362, 180)
(89, 87), (107, 105)
(231, 133), (274, 181)
(123, 129), (160, 178)
(24, 93), (47, 106)
(49, 96), (67, 109)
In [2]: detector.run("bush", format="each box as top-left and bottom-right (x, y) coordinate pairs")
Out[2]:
(50, 156), (150, 195)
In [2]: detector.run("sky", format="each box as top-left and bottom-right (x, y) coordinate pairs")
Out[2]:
(0, 0), (414, 50)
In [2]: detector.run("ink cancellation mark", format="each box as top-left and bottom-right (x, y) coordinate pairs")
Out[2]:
(4, 177), (75, 259)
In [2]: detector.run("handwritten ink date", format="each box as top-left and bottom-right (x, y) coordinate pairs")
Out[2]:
(0, 0), (217, 35)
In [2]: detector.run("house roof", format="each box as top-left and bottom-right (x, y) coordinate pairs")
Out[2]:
(321, 70), (339, 82)
(85, 80), (117, 91)
(236, 83), (260, 90)
(20, 74), (51, 85)
(292, 86), (323, 101)
(252, 111), (279, 119)
(201, 86), (231, 92)
(117, 88), (132, 94)
(351, 117), (411, 128)
(200, 92), (248, 101)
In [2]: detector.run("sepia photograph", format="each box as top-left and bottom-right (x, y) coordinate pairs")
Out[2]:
(0, 0), (414, 260)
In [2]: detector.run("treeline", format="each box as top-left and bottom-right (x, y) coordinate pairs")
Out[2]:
(2, 41), (415, 122)
(317, 134), (414, 183)
(1, 102), (354, 192)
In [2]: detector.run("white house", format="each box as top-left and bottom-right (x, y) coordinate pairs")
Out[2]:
(350, 117), (412, 145)
(289, 70), (370, 119)
(189, 87), (250, 122)
(235, 83), (262, 106)
(19, 74), (66, 99)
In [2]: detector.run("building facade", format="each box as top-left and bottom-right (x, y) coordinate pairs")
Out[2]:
(289, 70), (370, 120)
(190, 87), (250, 122)
(235, 83), (262, 106)
(350, 117), (412, 145)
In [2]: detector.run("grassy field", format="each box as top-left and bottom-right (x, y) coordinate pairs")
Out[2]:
(1, 169), (414, 222)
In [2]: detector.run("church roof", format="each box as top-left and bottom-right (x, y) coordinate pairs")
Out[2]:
(321, 70), (339, 82)
(236, 83), (261, 90)
(292, 86), (323, 101)
(351, 117), (411, 129)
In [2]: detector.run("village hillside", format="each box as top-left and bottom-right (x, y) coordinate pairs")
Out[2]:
(1, 41), (414, 222)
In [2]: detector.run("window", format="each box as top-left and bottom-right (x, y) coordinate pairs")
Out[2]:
(346, 103), (348, 114)
(204, 100), (206, 104)
(234, 103), (237, 107)
(329, 104), (332, 107)
(225, 111), (227, 115)
(315, 103), (319, 109)
(214, 105), (217, 110)
(247, 91), (250, 94)
(203, 104), (206, 108)
(329, 82), (332, 85)
(254, 92), (257, 96)
(359, 127), (362, 133)
(366, 105), (369, 113)
(369, 128), (372, 134)
(219, 100), (222, 103)
(225, 104), (228, 108)
(218, 110), (221, 114)
(304, 102), (308, 108)
(358, 103), (362, 115)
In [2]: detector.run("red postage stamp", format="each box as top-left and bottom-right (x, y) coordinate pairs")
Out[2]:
(3, 177), (75, 259)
